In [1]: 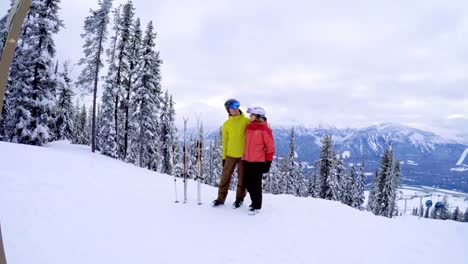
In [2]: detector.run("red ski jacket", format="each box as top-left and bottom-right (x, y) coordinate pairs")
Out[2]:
(243, 121), (275, 162)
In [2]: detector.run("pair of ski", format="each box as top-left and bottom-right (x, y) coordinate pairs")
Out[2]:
(173, 118), (203, 205)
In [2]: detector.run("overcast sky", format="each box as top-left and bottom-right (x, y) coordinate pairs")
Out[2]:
(2, 0), (468, 140)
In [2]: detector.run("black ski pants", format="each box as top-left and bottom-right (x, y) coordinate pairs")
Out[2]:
(244, 161), (264, 210)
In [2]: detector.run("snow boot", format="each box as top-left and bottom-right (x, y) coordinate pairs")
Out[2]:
(212, 200), (224, 207)
(232, 200), (243, 209)
(248, 208), (261, 215)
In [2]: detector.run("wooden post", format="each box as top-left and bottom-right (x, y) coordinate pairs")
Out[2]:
(0, 224), (6, 264)
(0, 0), (32, 116)
(0, 1), (33, 264)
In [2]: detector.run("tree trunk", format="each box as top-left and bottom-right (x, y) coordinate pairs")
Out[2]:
(91, 23), (106, 153)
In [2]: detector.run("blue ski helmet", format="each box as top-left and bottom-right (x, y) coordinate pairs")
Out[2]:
(224, 99), (240, 111)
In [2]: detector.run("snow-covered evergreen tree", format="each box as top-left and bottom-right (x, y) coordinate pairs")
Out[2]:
(369, 148), (401, 218)
(4, 0), (64, 146)
(308, 165), (318, 197)
(440, 195), (450, 220)
(73, 104), (90, 145)
(451, 206), (460, 221)
(352, 162), (366, 209)
(114, 2), (136, 158)
(99, 80), (118, 157)
(121, 17), (142, 159)
(464, 208), (468, 222)
(187, 135), (198, 179)
(98, 4), (124, 158)
(127, 21), (162, 168)
(103, 2), (134, 158)
(327, 153), (343, 201)
(55, 62), (75, 141)
(160, 90), (178, 175)
(341, 165), (355, 206)
(77, 0), (113, 152)
(267, 156), (281, 194)
(318, 135), (334, 200)
(387, 160), (401, 217)
(279, 128), (302, 196)
(367, 170), (380, 212)
(205, 128), (222, 187)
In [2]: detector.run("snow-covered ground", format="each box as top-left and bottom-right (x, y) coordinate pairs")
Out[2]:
(1, 141), (467, 264)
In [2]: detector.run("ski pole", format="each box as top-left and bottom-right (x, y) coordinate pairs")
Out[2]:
(172, 144), (179, 203)
(197, 140), (202, 205)
(183, 118), (188, 203)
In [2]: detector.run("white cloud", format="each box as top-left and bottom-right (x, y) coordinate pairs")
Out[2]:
(447, 114), (468, 120)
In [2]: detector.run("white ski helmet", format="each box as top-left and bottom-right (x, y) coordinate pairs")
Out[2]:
(246, 106), (266, 117)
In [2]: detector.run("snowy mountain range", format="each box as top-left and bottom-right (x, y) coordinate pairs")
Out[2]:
(271, 123), (468, 192)
(200, 123), (468, 192)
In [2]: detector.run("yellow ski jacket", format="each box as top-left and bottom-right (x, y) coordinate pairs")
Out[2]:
(222, 113), (251, 159)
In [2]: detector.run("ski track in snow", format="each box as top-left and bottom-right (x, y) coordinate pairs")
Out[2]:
(0, 141), (467, 264)
(456, 148), (468, 166)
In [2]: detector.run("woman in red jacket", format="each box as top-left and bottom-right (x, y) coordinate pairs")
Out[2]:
(243, 106), (275, 215)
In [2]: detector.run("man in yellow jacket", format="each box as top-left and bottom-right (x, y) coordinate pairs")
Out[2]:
(212, 99), (251, 208)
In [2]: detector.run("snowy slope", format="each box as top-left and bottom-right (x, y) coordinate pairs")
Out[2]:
(0, 141), (467, 264)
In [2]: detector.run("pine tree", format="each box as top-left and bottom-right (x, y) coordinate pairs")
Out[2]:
(77, 0), (113, 152)
(121, 17), (142, 159)
(377, 148), (393, 216)
(308, 165), (318, 197)
(318, 135), (334, 199)
(114, 2), (135, 158)
(367, 170), (380, 213)
(127, 21), (162, 168)
(55, 62), (75, 141)
(440, 195), (450, 220)
(269, 156), (281, 194)
(99, 81), (118, 157)
(98, 5), (122, 158)
(279, 128), (303, 196)
(160, 90), (176, 174)
(451, 206), (460, 221)
(430, 207), (437, 219)
(205, 128), (222, 187)
(4, 0), (64, 146)
(464, 208), (468, 222)
(73, 104), (89, 145)
(101, 2), (135, 158)
(327, 153), (343, 201)
(388, 160), (401, 217)
(369, 148), (401, 218)
(341, 165), (355, 206)
(352, 162), (366, 209)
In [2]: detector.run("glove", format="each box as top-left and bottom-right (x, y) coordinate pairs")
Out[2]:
(264, 161), (272, 173)
(222, 159), (225, 167)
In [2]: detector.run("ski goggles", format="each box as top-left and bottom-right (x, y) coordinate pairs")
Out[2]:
(230, 101), (240, 110)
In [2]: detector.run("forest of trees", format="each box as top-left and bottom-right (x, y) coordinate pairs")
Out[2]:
(0, 0), (177, 173)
